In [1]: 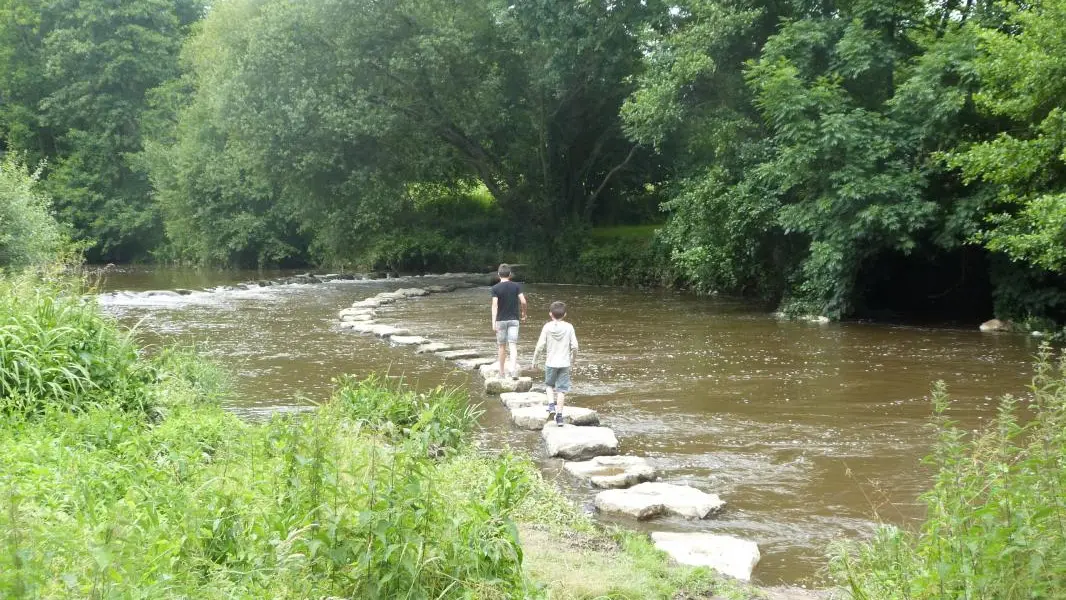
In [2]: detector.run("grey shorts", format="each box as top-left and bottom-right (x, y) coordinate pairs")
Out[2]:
(495, 320), (520, 344)
(544, 366), (571, 392)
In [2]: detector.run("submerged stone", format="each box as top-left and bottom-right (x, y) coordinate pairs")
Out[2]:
(390, 335), (427, 346)
(415, 342), (452, 354)
(484, 377), (533, 394)
(511, 405), (598, 430)
(649, 532), (760, 581)
(594, 482), (724, 520)
(541, 423), (618, 460)
(563, 456), (657, 489)
(436, 349), (482, 360)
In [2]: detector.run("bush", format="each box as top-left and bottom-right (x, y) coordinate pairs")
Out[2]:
(831, 344), (1066, 599)
(0, 273), (153, 415)
(0, 155), (68, 269)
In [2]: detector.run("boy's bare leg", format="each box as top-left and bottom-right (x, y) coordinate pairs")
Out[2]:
(497, 345), (507, 378)
(507, 342), (518, 378)
(545, 386), (554, 411)
(556, 391), (565, 414)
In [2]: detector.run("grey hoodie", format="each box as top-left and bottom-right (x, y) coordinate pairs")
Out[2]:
(532, 320), (579, 368)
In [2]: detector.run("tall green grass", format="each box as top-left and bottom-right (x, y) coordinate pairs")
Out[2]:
(832, 345), (1066, 599)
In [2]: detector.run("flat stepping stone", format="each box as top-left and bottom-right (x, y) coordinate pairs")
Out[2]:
(345, 322), (378, 333)
(511, 406), (598, 430)
(436, 349), (482, 360)
(500, 392), (549, 409)
(425, 284), (456, 293)
(541, 423), (618, 460)
(390, 335), (427, 345)
(369, 324), (409, 338)
(650, 532), (760, 581)
(339, 307), (375, 318)
(484, 377), (533, 394)
(594, 482), (724, 520)
(563, 456), (657, 489)
(340, 313), (374, 322)
(415, 342), (452, 354)
(351, 299), (382, 308)
(376, 291), (407, 301)
(456, 357), (498, 370)
(394, 287), (429, 297)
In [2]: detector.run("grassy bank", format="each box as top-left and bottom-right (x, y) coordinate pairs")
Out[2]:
(0, 270), (757, 599)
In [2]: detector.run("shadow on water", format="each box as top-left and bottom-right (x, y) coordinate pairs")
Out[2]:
(99, 269), (1039, 585)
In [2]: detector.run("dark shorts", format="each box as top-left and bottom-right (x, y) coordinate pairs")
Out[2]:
(544, 366), (571, 392)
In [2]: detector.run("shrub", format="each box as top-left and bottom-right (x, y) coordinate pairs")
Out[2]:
(831, 344), (1066, 599)
(0, 155), (68, 269)
(0, 273), (152, 415)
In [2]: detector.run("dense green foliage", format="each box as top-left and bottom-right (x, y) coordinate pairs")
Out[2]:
(0, 154), (67, 268)
(832, 346), (1066, 598)
(3, 0), (1066, 320)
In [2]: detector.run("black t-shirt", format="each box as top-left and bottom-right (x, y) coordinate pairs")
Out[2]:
(492, 280), (522, 321)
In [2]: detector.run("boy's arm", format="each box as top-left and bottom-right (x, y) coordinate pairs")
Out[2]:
(519, 292), (527, 321)
(570, 328), (579, 364)
(491, 296), (498, 331)
(530, 326), (546, 367)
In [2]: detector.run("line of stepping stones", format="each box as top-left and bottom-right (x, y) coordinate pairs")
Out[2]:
(336, 278), (762, 581)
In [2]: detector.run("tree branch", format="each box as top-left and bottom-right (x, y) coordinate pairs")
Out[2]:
(584, 144), (638, 219)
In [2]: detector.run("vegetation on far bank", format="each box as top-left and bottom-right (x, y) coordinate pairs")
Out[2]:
(3, 0), (1066, 326)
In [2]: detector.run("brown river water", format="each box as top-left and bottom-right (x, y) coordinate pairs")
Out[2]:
(98, 268), (1040, 585)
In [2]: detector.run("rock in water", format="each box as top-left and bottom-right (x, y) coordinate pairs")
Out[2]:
(369, 324), (409, 338)
(345, 322), (378, 334)
(339, 307), (375, 318)
(649, 532), (760, 581)
(436, 349), (482, 360)
(415, 342), (452, 354)
(395, 287), (429, 297)
(390, 335), (427, 346)
(594, 482), (724, 520)
(455, 357), (499, 370)
(564, 456), (657, 489)
(500, 392), (550, 410)
(510, 406), (598, 430)
(351, 299), (381, 309)
(979, 318), (1012, 332)
(340, 313), (374, 322)
(541, 423), (618, 460)
(484, 377), (533, 394)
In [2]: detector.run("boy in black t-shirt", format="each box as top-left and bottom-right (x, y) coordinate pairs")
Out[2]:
(490, 263), (527, 378)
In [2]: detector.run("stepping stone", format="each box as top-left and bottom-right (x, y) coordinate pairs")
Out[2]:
(391, 335), (427, 346)
(511, 405), (598, 430)
(500, 392), (549, 410)
(415, 342), (452, 354)
(649, 532), (760, 581)
(340, 313), (374, 322)
(436, 349), (482, 360)
(594, 482), (724, 520)
(395, 287), (429, 297)
(484, 377), (533, 394)
(346, 322), (378, 333)
(369, 324), (409, 338)
(339, 307), (375, 317)
(373, 296), (396, 305)
(351, 299), (381, 308)
(541, 423), (618, 460)
(563, 456), (657, 489)
(425, 284), (456, 293)
(455, 357), (498, 370)
(376, 291), (407, 301)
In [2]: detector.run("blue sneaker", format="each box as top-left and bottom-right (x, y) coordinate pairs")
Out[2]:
(555, 411), (564, 425)
(547, 402), (557, 420)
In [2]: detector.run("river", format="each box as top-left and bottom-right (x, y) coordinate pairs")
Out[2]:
(98, 268), (1039, 585)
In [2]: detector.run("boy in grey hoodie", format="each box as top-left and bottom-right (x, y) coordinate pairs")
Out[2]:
(530, 301), (579, 425)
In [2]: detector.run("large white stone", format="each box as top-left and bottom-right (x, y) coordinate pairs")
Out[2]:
(390, 335), (427, 346)
(649, 532), (760, 581)
(351, 299), (381, 308)
(511, 405), (598, 430)
(484, 377), (533, 394)
(369, 324), (409, 338)
(500, 392), (549, 410)
(564, 456), (657, 489)
(455, 357), (499, 370)
(594, 482), (725, 520)
(541, 423), (618, 460)
(415, 342), (452, 354)
(339, 307), (375, 318)
(436, 349), (482, 360)
(340, 313), (374, 322)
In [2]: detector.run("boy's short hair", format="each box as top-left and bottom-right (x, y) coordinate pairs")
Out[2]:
(549, 301), (566, 319)
(498, 263), (512, 278)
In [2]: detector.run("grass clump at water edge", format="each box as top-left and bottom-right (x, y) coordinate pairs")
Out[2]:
(831, 344), (1066, 599)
